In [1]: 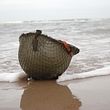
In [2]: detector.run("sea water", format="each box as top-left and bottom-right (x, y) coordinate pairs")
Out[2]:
(0, 19), (110, 82)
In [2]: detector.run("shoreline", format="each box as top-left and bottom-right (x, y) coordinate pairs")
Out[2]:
(67, 75), (110, 110)
(0, 75), (110, 110)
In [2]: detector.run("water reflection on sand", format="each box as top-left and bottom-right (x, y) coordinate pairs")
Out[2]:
(20, 80), (81, 110)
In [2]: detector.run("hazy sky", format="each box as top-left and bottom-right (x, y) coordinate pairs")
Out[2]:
(0, 0), (110, 21)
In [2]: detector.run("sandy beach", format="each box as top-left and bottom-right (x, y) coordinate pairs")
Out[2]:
(0, 75), (110, 110)
(0, 18), (110, 110)
(60, 75), (110, 110)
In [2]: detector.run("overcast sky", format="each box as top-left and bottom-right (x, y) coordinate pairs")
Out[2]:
(0, 0), (110, 21)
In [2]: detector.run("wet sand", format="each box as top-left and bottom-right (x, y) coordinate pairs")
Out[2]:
(0, 80), (80, 110)
(61, 75), (110, 110)
(0, 75), (110, 110)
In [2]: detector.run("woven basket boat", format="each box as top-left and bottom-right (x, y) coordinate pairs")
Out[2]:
(18, 30), (79, 79)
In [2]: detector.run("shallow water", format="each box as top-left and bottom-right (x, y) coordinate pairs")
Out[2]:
(0, 19), (110, 81)
(0, 80), (81, 110)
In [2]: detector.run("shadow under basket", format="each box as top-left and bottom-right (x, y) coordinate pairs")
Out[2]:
(18, 30), (80, 80)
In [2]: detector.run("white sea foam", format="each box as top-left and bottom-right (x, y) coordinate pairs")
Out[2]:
(57, 66), (110, 82)
(0, 21), (23, 24)
(0, 66), (110, 83)
(0, 72), (27, 82)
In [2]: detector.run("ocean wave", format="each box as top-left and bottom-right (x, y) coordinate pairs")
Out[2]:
(57, 66), (110, 82)
(0, 21), (23, 24)
(0, 72), (26, 82)
(0, 66), (110, 82)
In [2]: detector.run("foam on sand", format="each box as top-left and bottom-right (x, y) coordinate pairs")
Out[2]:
(0, 66), (110, 83)
(0, 72), (27, 82)
(57, 66), (110, 82)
